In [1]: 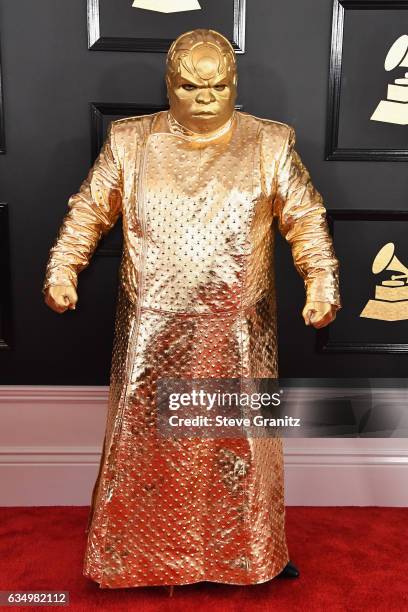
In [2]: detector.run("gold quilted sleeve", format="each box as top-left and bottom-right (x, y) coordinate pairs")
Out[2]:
(42, 122), (122, 295)
(273, 126), (342, 310)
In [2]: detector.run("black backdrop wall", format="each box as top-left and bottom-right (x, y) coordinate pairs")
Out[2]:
(0, 0), (407, 384)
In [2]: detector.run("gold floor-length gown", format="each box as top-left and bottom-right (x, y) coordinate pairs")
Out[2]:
(43, 110), (341, 588)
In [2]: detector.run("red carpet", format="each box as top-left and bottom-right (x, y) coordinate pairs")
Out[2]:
(0, 506), (407, 611)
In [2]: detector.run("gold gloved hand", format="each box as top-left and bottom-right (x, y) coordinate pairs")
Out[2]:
(302, 300), (337, 328)
(44, 285), (78, 314)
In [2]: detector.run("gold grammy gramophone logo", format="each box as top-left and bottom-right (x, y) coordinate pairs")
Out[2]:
(371, 34), (408, 125)
(360, 242), (408, 321)
(132, 0), (201, 12)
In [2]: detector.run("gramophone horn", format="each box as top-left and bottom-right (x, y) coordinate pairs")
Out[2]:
(372, 242), (408, 279)
(385, 34), (408, 71)
(372, 242), (395, 274)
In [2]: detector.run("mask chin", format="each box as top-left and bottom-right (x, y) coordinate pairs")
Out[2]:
(172, 107), (233, 134)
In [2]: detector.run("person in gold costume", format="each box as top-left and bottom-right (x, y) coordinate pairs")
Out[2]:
(43, 29), (341, 591)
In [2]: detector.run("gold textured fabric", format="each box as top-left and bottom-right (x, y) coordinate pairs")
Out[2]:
(43, 110), (341, 588)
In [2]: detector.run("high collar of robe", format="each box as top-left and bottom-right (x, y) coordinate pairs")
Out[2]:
(166, 110), (236, 144)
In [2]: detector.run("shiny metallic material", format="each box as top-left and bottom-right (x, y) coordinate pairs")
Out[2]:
(43, 30), (341, 590)
(166, 29), (237, 134)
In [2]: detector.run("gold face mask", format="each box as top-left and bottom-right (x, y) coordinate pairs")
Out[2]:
(166, 29), (238, 134)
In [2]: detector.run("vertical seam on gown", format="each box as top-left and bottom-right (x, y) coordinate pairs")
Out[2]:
(99, 131), (151, 586)
(239, 117), (260, 573)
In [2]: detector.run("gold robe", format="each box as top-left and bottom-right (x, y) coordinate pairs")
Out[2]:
(43, 110), (341, 588)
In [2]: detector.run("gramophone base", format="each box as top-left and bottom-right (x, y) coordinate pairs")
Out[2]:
(360, 299), (408, 321)
(370, 100), (408, 125)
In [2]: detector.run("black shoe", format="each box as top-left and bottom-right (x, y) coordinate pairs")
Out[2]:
(277, 560), (300, 578)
